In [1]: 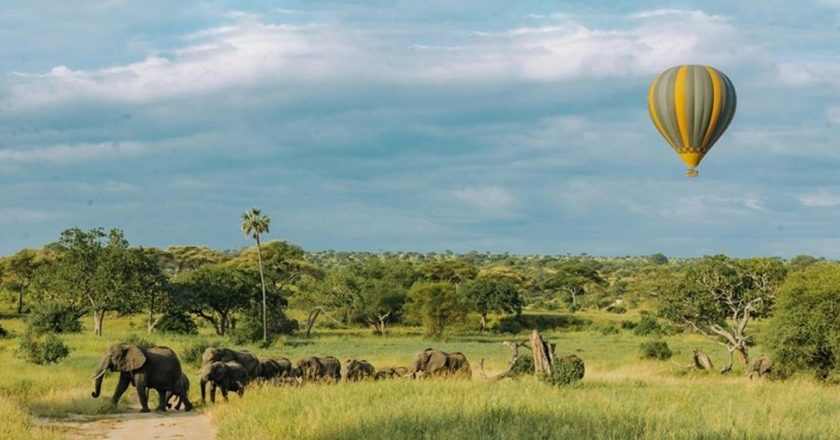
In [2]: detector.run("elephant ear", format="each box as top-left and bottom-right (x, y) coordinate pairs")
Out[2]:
(116, 345), (147, 372)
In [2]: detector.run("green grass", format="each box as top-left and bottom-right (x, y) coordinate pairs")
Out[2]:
(0, 310), (837, 439)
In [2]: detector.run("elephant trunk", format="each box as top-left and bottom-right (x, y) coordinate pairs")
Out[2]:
(91, 356), (110, 398)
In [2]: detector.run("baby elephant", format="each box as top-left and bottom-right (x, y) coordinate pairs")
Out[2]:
(201, 361), (250, 403)
(344, 359), (375, 381)
(747, 355), (773, 379)
(165, 372), (192, 411)
(374, 367), (409, 380)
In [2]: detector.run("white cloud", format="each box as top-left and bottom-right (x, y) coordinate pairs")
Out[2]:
(1, 9), (754, 110)
(777, 62), (840, 89)
(798, 191), (840, 207)
(452, 186), (517, 213)
(0, 141), (146, 164)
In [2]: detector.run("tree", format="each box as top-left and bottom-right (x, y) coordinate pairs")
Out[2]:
(31, 228), (140, 336)
(172, 265), (255, 336)
(658, 255), (786, 373)
(542, 261), (606, 311)
(409, 281), (467, 338)
(131, 248), (172, 334)
(463, 277), (523, 332)
(241, 208), (271, 343)
(768, 263), (840, 380)
(0, 248), (50, 314)
(418, 259), (478, 285)
(167, 246), (227, 275)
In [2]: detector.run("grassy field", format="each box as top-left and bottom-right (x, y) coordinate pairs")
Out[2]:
(0, 310), (837, 439)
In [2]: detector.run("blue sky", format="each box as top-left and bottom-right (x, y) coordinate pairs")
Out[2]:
(0, 1), (838, 257)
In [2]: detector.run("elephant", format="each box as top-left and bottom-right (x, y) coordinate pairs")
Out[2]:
(201, 347), (260, 398)
(258, 358), (293, 380)
(343, 359), (375, 381)
(293, 356), (341, 382)
(747, 355), (773, 379)
(161, 373), (190, 410)
(374, 367), (409, 380)
(410, 348), (472, 379)
(91, 343), (192, 413)
(201, 361), (250, 403)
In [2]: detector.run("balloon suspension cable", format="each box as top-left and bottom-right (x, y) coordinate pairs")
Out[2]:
(685, 168), (699, 178)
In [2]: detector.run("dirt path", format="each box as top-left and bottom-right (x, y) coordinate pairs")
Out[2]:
(46, 410), (216, 440)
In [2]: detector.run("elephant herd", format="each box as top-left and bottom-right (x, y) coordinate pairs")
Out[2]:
(91, 343), (472, 412)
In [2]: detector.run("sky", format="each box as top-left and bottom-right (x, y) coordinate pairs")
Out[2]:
(0, 0), (838, 258)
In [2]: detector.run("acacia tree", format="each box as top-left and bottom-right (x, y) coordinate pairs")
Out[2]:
(0, 249), (50, 314)
(409, 281), (467, 338)
(172, 265), (254, 336)
(31, 228), (140, 336)
(463, 277), (523, 332)
(659, 255), (786, 373)
(131, 248), (171, 334)
(241, 208), (271, 343)
(542, 261), (606, 311)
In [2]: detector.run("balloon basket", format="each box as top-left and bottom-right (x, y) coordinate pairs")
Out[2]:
(685, 168), (699, 177)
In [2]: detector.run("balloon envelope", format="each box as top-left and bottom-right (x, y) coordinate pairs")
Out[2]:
(647, 65), (736, 177)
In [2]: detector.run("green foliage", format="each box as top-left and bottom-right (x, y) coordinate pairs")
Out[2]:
(155, 311), (198, 335)
(606, 305), (626, 314)
(599, 323), (620, 335)
(769, 263), (840, 381)
(545, 355), (585, 385)
(18, 333), (70, 365)
(172, 265), (257, 336)
(491, 314), (590, 334)
(542, 260), (606, 311)
(409, 281), (466, 338)
(25, 301), (82, 334)
(620, 320), (637, 330)
(639, 340), (672, 360)
(633, 314), (662, 336)
(123, 334), (156, 350)
(231, 299), (299, 344)
(647, 253), (669, 265)
(510, 352), (534, 376)
(181, 338), (222, 366)
(0, 324), (8, 338)
(417, 259), (478, 284)
(463, 277), (523, 330)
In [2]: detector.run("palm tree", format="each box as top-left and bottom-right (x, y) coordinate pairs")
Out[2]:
(241, 208), (271, 343)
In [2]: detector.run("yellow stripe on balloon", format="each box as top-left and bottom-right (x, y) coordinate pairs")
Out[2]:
(674, 65), (691, 152)
(701, 66), (723, 150)
(648, 72), (678, 150)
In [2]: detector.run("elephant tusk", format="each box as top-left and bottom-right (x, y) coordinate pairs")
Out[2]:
(92, 370), (107, 381)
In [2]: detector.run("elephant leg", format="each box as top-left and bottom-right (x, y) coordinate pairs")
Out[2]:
(110, 373), (132, 408)
(221, 387), (229, 402)
(156, 389), (167, 412)
(180, 391), (193, 411)
(200, 379), (207, 403)
(136, 380), (150, 413)
(210, 383), (217, 404)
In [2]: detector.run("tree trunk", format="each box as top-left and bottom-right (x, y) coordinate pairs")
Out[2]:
(255, 235), (268, 343)
(480, 313), (488, 332)
(17, 290), (24, 315)
(377, 318), (386, 336)
(305, 308), (321, 338)
(530, 330), (553, 376)
(93, 310), (105, 336)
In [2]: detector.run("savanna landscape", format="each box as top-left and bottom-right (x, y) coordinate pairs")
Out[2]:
(1, 1), (838, 440)
(0, 229), (837, 439)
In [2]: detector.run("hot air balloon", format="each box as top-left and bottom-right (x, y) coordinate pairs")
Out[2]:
(647, 65), (736, 177)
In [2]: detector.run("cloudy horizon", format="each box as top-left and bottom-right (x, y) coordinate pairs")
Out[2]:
(1, 1), (838, 258)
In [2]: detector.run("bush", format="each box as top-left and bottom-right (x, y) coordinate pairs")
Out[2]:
(25, 302), (82, 334)
(620, 320), (637, 330)
(633, 313), (662, 336)
(0, 325), (8, 338)
(156, 312), (199, 335)
(181, 338), (223, 366)
(599, 323), (620, 335)
(769, 263), (840, 381)
(639, 340), (672, 360)
(545, 355), (585, 386)
(510, 353), (535, 376)
(18, 333), (71, 365)
(123, 334), (156, 350)
(606, 305), (627, 314)
(230, 311), (299, 345)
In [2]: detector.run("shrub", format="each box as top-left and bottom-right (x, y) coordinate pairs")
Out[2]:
(156, 312), (199, 335)
(620, 320), (637, 330)
(230, 311), (299, 345)
(510, 352), (535, 376)
(633, 314), (662, 336)
(182, 338), (223, 366)
(545, 355), (585, 386)
(123, 334), (156, 350)
(639, 340), (672, 360)
(0, 325), (8, 338)
(25, 302), (82, 334)
(606, 305), (627, 314)
(599, 323), (620, 335)
(18, 333), (71, 365)
(768, 263), (840, 381)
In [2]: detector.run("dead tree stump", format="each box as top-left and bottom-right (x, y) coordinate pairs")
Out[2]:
(530, 330), (553, 376)
(693, 349), (714, 371)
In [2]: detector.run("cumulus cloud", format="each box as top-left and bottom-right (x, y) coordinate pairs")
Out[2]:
(777, 62), (840, 89)
(1, 9), (754, 111)
(0, 141), (146, 164)
(798, 191), (840, 207)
